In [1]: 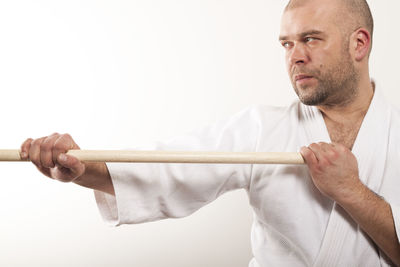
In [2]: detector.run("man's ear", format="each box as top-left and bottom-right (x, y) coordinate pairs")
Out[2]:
(352, 28), (371, 61)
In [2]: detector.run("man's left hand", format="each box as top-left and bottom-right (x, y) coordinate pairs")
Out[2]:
(300, 142), (363, 202)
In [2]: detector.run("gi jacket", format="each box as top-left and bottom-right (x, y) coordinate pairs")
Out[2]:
(95, 86), (400, 266)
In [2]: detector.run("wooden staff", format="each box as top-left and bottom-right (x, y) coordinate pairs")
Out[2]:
(0, 149), (305, 164)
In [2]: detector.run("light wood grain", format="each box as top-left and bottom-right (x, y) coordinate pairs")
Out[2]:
(0, 149), (305, 164)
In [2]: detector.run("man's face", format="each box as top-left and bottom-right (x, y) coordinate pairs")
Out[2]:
(279, 1), (358, 106)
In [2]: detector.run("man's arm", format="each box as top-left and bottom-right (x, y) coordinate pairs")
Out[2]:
(301, 142), (400, 265)
(20, 133), (115, 196)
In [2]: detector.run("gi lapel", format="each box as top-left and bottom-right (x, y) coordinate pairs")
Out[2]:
(303, 87), (391, 266)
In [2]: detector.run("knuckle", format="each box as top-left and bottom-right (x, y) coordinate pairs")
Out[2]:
(31, 138), (42, 146)
(300, 147), (309, 156)
(309, 143), (319, 151)
(60, 133), (78, 149)
(53, 141), (64, 150)
(24, 138), (33, 144)
(54, 136), (69, 150)
(61, 133), (72, 140)
(40, 140), (53, 152)
(21, 138), (33, 150)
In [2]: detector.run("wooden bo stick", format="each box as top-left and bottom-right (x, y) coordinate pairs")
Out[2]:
(0, 149), (305, 164)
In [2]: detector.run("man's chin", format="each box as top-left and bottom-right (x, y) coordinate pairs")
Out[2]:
(299, 98), (320, 106)
(294, 85), (321, 105)
(297, 92), (328, 106)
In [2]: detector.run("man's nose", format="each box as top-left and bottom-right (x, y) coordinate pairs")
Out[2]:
(288, 43), (309, 66)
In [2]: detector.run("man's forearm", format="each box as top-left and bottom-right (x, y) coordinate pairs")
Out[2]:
(73, 162), (115, 196)
(337, 182), (400, 265)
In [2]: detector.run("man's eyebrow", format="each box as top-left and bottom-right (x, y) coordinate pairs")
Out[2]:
(279, 30), (324, 41)
(299, 30), (324, 38)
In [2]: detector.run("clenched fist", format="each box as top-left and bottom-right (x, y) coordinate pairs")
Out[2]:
(300, 142), (362, 202)
(20, 133), (85, 183)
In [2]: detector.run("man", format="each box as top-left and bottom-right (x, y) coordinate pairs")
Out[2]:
(20, 0), (400, 266)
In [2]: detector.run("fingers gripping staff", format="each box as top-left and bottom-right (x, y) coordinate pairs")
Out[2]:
(19, 133), (86, 183)
(300, 142), (361, 201)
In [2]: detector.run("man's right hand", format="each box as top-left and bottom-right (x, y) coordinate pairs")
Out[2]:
(20, 133), (85, 182)
(20, 133), (114, 195)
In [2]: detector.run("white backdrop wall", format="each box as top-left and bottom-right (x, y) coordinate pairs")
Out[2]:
(0, 1), (398, 266)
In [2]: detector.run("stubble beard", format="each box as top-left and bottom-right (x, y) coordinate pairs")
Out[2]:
(292, 48), (359, 107)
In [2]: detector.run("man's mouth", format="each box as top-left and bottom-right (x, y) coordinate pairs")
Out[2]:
(294, 74), (314, 82)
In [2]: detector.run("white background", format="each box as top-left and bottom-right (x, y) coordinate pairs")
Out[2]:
(0, 1), (398, 266)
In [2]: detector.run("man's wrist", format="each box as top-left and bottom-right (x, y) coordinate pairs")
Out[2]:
(73, 162), (114, 195)
(334, 179), (369, 208)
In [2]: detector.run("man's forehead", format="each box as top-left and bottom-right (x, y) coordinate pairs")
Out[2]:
(279, 4), (338, 39)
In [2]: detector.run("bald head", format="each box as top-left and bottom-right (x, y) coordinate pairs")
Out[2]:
(280, 0), (375, 107)
(285, 0), (373, 52)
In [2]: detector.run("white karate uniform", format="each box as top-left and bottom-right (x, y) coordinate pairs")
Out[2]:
(95, 86), (400, 267)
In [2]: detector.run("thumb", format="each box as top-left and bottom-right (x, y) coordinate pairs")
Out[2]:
(57, 153), (86, 178)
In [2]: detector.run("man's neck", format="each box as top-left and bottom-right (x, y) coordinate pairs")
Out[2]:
(318, 80), (375, 125)
(317, 79), (374, 149)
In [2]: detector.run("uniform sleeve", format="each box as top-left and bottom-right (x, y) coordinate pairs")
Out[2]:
(94, 107), (261, 225)
(390, 204), (400, 244)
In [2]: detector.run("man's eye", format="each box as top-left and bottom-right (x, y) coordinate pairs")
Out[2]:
(305, 37), (316, 42)
(281, 42), (291, 48)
